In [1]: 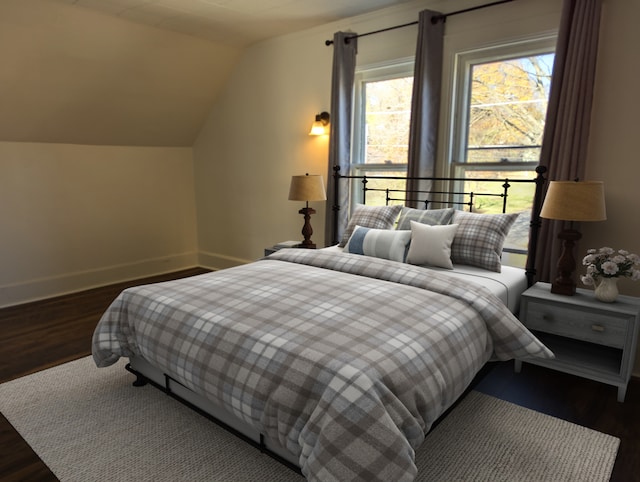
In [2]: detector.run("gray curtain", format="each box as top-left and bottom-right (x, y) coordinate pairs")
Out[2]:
(406, 10), (444, 208)
(533, 0), (603, 282)
(325, 32), (358, 246)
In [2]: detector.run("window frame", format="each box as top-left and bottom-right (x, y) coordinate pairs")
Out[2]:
(448, 35), (557, 179)
(350, 59), (415, 206)
(447, 36), (557, 266)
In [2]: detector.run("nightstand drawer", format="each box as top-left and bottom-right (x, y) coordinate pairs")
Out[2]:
(524, 300), (628, 348)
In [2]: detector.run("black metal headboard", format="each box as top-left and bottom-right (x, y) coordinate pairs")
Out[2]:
(331, 165), (547, 286)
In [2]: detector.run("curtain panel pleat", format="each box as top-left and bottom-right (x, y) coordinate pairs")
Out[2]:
(325, 32), (358, 247)
(532, 0), (602, 282)
(406, 10), (444, 208)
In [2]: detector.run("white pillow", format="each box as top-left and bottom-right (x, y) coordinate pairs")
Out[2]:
(344, 226), (411, 263)
(406, 221), (459, 269)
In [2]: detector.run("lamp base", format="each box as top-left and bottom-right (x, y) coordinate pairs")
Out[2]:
(550, 228), (581, 296)
(550, 278), (577, 296)
(298, 206), (316, 249)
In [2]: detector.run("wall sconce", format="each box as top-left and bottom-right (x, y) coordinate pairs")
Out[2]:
(309, 111), (330, 136)
(540, 180), (607, 295)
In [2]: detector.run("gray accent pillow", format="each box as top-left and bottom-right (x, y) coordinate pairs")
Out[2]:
(450, 210), (519, 272)
(396, 207), (455, 230)
(339, 204), (402, 248)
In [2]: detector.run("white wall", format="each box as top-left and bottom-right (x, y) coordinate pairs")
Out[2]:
(0, 0), (236, 307)
(584, 0), (640, 375)
(582, 0), (640, 299)
(0, 142), (198, 307)
(193, 25), (334, 267)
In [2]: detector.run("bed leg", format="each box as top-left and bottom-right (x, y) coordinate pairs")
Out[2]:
(132, 374), (148, 387)
(514, 359), (522, 373)
(125, 363), (148, 387)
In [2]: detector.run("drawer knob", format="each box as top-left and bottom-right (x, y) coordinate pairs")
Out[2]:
(591, 324), (605, 333)
(542, 313), (552, 321)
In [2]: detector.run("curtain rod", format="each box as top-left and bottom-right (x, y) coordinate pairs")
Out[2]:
(325, 0), (516, 46)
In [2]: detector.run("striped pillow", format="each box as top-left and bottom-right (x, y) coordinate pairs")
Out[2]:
(396, 207), (455, 230)
(339, 204), (402, 247)
(344, 226), (411, 263)
(450, 210), (519, 272)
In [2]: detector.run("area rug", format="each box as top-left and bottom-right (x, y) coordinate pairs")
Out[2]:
(0, 357), (619, 481)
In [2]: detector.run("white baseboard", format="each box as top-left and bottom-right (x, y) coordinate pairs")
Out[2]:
(197, 251), (251, 271)
(0, 252), (199, 308)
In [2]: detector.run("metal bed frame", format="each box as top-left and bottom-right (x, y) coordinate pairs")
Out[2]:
(123, 165), (548, 476)
(331, 164), (547, 286)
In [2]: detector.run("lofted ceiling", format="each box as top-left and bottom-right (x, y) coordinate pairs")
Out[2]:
(50, 0), (416, 48)
(0, 0), (415, 147)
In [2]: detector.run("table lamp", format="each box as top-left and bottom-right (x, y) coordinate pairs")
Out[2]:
(288, 174), (326, 248)
(540, 180), (607, 295)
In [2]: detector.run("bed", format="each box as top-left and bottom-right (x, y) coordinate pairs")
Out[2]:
(92, 168), (553, 481)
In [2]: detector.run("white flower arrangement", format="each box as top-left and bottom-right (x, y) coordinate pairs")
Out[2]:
(581, 247), (640, 286)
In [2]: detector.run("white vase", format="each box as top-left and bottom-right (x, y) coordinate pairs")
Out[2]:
(595, 277), (619, 303)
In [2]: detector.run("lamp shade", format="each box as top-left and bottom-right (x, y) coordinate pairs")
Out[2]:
(288, 174), (327, 202)
(309, 121), (328, 136)
(308, 112), (330, 136)
(540, 181), (606, 222)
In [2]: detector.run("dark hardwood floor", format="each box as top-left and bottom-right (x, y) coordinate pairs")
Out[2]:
(0, 268), (209, 482)
(1, 269), (639, 481)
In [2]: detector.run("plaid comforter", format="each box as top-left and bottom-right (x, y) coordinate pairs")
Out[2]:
(93, 249), (552, 481)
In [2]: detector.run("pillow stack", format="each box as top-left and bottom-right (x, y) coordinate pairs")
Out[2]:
(341, 204), (519, 272)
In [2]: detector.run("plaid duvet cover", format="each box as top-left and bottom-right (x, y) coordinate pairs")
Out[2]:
(92, 249), (552, 481)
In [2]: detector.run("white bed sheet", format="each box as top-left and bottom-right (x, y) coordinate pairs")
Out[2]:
(320, 245), (527, 314)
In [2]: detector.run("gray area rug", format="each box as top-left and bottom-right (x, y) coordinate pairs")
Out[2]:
(0, 356), (619, 481)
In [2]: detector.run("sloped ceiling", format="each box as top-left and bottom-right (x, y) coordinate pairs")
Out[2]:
(50, 0), (416, 47)
(1, 0), (240, 146)
(0, 0), (414, 147)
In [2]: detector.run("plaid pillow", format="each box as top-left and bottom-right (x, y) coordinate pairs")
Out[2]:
(396, 207), (455, 230)
(344, 226), (411, 263)
(450, 211), (519, 272)
(339, 204), (402, 248)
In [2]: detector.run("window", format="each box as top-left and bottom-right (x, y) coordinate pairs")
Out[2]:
(351, 61), (414, 206)
(349, 39), (555, 266)
(450, 37), (556, 265)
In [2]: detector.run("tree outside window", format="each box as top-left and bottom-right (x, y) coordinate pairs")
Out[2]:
(351, 63), (413, 206)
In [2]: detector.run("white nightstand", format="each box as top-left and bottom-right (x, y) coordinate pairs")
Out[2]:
(516, 282), (640, 402)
